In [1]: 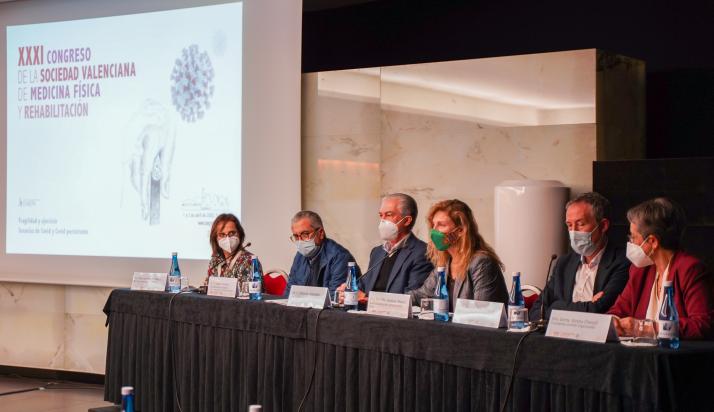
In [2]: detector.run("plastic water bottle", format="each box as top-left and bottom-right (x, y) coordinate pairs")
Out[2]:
(249, 256), (262, 300)
(167, 252), (181, 293)
(121, 386), (135, 412)
(433, 266), (449, 322)
(658, 280), (680, 349)
(508, 272), (525, 329)
(343, 262), (359, 311)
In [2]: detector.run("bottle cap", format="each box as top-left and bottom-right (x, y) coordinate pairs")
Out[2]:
(121, 386), (134, 395)
(437, 266), (445, 272)
(348, 262), (355, 267)
(512, 271), (521, 277)
(663, 280), (673, 287)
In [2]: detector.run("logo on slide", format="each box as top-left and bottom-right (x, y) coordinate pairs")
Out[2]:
(170, 44), (215, 122)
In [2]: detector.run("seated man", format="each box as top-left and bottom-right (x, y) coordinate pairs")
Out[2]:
(530, 192), (630, 321)
(359, 193), (433, 296)
(284, 210), (358, 297)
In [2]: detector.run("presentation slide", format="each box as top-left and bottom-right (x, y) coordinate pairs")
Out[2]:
(5, 3), (242, 259)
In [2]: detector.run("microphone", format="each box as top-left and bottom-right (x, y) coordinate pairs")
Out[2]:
(537, 254), (558, 329)
(356, 253), (390, 281)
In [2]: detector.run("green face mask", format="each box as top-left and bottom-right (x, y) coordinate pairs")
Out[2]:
(430, 228), (451, 251)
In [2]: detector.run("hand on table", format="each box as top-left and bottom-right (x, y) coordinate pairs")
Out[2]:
(334, 283), (367, 304)
(613, 317), (636, 337)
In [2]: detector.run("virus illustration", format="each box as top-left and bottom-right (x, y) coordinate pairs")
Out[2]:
(170, 45), (214, 122)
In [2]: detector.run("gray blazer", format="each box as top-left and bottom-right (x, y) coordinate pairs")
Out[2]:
(410, 253), (509, 311)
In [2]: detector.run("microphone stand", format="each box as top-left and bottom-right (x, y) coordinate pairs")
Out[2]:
(534, 254), (557, 330)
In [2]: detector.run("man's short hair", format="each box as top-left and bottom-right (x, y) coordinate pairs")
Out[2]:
(291, 210), (323, 229)
(565, 192), (611, 222)
(383, 193), (418, 229)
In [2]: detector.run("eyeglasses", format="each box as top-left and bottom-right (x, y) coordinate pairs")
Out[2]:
(289, 229), (320, 242)
(628, 233), (649, 243)
(217, 230), (238, 239)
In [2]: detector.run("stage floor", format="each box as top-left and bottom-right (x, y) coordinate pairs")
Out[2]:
(0, 374), (113, 412)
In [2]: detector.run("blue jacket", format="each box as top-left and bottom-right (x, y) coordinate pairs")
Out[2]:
(360, 234), (433, 294)
(284, 238), (357, 297)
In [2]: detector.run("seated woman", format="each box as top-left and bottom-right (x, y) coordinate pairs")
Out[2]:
(410, 199), (508, 311)
(608, 198), (714, 339)
(204, 213), (260, 291)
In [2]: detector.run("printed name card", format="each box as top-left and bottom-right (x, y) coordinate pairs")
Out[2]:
(452, 299), (506, 328)
(207, 277), (239, 298)
(287, 286), (330, 309)
(546, 310), (617, 343)
(131, 272), (168, 291)
(366, 292), (412, 319)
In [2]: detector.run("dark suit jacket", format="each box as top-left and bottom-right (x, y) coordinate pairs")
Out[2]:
(530, 240), (630, 321)
(360, 234), (433, 294)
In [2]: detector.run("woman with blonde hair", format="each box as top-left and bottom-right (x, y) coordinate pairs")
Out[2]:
(410, 199), (508, 311)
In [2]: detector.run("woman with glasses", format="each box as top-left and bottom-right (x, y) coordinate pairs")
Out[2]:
(284, 210), (359, 297)
(608, 198), (714, 339)
(203, 213), (260, 295)
(410, 199), (508, 311)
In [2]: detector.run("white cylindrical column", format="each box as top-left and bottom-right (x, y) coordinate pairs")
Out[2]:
(494, 180), (569, 289)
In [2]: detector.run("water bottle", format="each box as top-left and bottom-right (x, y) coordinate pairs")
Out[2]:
(167, 252), (181, 293)
(508, 272), (525, 329)
(433, 266), (449, 322)
(343, 262), (359, 311)
(121, 386), (135, 412)
(249, 256), (262, 300)
(657, 280), (680, 349)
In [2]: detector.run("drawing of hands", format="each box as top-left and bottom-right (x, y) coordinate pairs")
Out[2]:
(129, 100), (176, 223)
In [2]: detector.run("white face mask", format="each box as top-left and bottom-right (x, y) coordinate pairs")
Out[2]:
(296, 239), (318, 257)
(378, 216), (407, 241)
(218, 236), (240, 254)
(626, 238), (654, 268)
(569, 224), (600, 256)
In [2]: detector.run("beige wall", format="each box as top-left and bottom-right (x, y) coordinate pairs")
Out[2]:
(381, 110), (595, 245)
(0, 283), (111, 373)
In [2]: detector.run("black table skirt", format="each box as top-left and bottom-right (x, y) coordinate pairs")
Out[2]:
(103, 289), (714, 411)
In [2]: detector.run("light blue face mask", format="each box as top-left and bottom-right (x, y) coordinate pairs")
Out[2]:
(296, 239), (318, 257)
(569, 224), (599, 256)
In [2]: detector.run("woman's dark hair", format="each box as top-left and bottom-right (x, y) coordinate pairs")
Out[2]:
(209, 213), (246, 256)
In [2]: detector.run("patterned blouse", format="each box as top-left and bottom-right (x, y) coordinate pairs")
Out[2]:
(204, 249), (259, 286)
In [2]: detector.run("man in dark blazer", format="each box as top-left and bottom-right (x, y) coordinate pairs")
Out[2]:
(530, 192), (630, 321)
(359, 193), (433, 296)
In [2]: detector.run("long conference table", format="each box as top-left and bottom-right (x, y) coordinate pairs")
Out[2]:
(103, 289), (714, 411)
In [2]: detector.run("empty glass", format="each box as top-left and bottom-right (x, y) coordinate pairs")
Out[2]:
(237, 279), (250, 299)
(633, 318), (657, 345)
(507, 307), (529, 330)
(419, 298), (435, 320)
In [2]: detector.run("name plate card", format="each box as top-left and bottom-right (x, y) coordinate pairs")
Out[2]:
(131, 272), (168, 291)
(287, 286), (330, 309)
(207, 277), (239, 298)
(546, 310), (617, 343)
(452, 299), (506, 328)
(366, 292), (412, 319)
